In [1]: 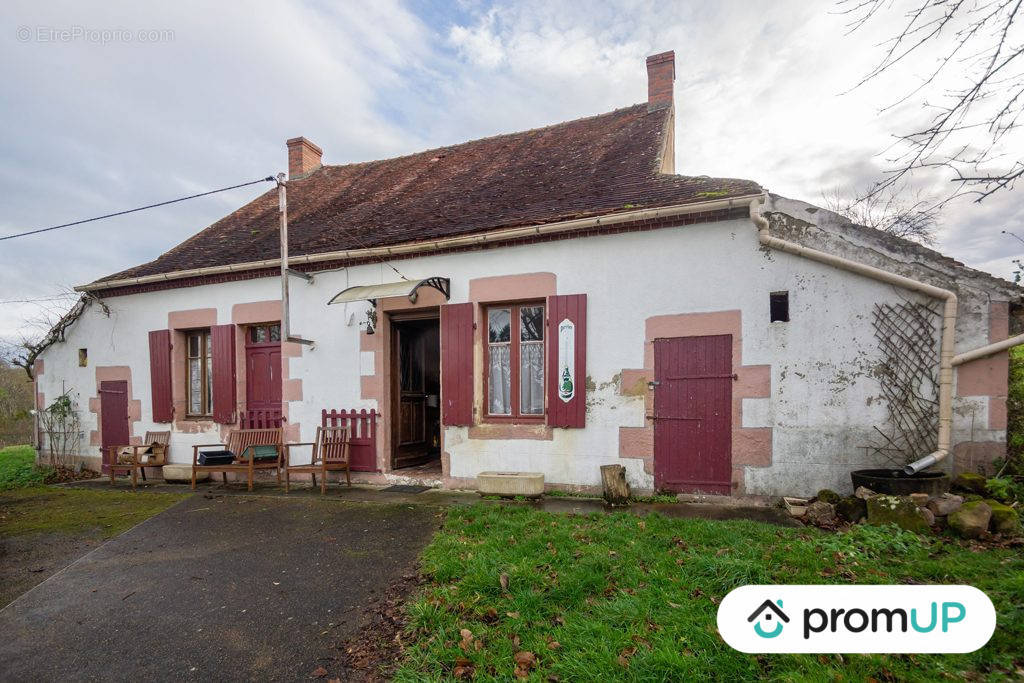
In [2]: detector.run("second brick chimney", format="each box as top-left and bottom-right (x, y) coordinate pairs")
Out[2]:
(646, 51), (675, 112)
(286, 137), (323, 179)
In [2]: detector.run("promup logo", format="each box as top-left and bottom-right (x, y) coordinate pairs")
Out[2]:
(748, 599), (789, 638)
(718, 585), (995, 653)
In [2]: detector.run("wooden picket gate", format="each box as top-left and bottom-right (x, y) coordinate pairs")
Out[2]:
(322, 409), (379, 472)
(241, 409), (283, 429)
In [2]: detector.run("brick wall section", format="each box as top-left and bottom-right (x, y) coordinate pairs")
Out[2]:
(953, 301), (1011, 474)
(286, 137), (322, 178)
(646, 51), (675, 111)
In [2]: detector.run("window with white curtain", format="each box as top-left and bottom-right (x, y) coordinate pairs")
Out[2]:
(487, 303), (545, 418)
(186, 330), (213, 416)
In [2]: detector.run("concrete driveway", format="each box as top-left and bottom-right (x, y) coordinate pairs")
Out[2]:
(0, 494), (440, 681)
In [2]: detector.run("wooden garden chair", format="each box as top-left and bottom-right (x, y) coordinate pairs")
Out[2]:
(283, 425), (351, 494)
(191, 427), (283, 492)
(108, 430), (170, 489)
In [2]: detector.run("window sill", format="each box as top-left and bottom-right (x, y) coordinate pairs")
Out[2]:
(482, 415), (545, 424)
(468, 422), (553, 441)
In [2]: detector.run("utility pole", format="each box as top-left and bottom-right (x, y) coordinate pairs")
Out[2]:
(277, 173), (313, 345)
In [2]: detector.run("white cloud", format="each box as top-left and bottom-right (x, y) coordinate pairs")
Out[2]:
(1, 0), (1020, 341)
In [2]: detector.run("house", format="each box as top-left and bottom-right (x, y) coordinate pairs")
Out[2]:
(34, 51), (1022, 496)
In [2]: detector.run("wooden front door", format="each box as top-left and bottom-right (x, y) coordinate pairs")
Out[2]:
(392, 316), (441, 469)
(99, 380), (129, 474)
(653, 335), (733, 494)
(245, 324), (282, 427)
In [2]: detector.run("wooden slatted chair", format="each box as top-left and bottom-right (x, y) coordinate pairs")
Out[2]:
(283, 426), (351, 494)
(108, 431), (171, 489)
(191, 427), (283, 492)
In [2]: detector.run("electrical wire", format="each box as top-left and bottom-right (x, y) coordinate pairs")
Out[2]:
(0, 176), (276, 242)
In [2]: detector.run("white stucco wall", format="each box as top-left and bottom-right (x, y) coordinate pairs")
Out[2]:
(37, 204), (1010, 497)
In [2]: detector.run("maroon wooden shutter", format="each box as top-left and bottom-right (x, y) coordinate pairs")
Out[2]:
(148, 329), (173, 422)
(546, 294), (587, 428)
(211, 324), (236, 424)
(441, 303), (474, 426)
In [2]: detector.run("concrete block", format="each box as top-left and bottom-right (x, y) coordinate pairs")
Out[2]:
(163, 464), (209, 483)
(477, 471), (544, 498)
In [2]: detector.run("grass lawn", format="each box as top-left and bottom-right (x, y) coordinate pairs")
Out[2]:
(395, 504), (1024, 682)
(0, 486), (187, 538)
(0, 444), (49, 490)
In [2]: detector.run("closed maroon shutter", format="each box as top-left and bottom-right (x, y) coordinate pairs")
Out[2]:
(211, 324), (236, 424)
(441, 303), (474, 426)
(148, 329), (173, 422)
(546, 294), (587, 428)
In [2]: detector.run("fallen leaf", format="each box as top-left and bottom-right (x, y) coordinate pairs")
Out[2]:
(548, 641), (561, 650)
(506, 611), (520, 619)
(513, 650), (536, 679)
(514, 651), (536, 667)
(310, 666), (328, 678)
(617, 655), (630, 668)
(500, 573), (510, 591)
(459, 628), (474, 652)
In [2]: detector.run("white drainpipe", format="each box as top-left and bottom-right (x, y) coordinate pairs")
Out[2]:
(748, 193), (959, 475)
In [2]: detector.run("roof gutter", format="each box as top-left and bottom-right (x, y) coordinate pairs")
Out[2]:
(74, 194), (764, 293)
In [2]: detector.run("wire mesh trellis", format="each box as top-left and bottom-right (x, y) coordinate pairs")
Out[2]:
(865, 300), (941, 467)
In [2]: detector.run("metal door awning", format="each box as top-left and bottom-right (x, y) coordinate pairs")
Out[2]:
(327, 277), (450, 305)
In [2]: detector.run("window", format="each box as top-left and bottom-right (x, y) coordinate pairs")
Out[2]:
(78, 348), (88, 367)
(770, 292), (789, 322)
(186, 330), (213, 416)
(248, 324), (281, 344)
(486, 303), (545, 418)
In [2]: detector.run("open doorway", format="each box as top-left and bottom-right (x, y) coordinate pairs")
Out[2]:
(390, 314), (441, 472)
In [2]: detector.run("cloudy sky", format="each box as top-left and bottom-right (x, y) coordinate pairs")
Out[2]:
(2, 0), (1021, 342)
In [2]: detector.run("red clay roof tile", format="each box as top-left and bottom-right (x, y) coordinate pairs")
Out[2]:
(99, 104), (761, 282)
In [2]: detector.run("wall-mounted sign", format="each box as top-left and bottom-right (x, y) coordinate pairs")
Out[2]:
(557, 318), (575, 403)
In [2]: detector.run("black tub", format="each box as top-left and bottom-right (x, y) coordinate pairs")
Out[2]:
(850, 469), (950, 497)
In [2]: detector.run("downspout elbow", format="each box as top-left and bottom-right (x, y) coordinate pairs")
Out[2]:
(903, 450), (947, 475)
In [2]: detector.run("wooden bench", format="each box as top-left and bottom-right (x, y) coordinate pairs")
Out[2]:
(108, 431), (170, 489)
(283, 425), (351, 494)
(191, 428), (283, 492)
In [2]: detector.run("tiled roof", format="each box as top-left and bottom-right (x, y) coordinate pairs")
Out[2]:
(98, 104), (761, 282)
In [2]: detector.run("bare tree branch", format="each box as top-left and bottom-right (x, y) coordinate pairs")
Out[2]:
(823, 184), (940, 244)
(839, 0), (1024, 202)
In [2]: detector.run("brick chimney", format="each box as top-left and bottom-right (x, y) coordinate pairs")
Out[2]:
(286, 137), (323, 179)
(646, 51), (675, 112)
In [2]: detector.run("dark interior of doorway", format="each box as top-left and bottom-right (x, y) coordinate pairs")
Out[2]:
(392, 316), (441, 471)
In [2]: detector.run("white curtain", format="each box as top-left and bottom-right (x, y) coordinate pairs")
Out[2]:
(488, 345), (511, 414)
(520, 343), (544, 414)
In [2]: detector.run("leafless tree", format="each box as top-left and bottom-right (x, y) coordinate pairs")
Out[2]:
(1, 288), (106, 380)
(839, 0), (1024, 203)
(823, 183), (940, 243)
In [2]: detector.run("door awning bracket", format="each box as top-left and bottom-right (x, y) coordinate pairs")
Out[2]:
(327, 277), (450, 306)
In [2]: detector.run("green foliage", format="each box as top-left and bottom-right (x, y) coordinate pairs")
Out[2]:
(985, 477), (1024, 505)
(631, 493), (678, 504)
(814, 522), (925, 562)
(0, 445), (51, 491)
(395, 504), (1024, 681)
(1007, 346), (1024, 473)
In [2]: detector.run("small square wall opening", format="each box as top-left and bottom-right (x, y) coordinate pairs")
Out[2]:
(770, 292), (789, 323)
(78, 348), (88, 367)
